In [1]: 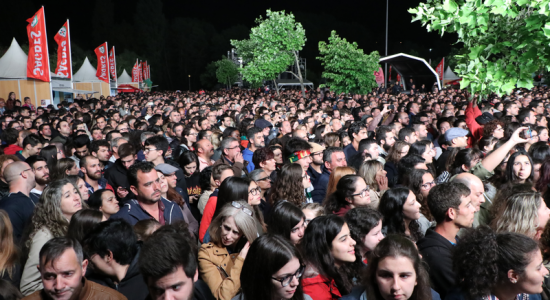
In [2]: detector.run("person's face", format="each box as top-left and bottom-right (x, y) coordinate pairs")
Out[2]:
(295, 153), (312, 173)
(95, 146), (111, 162)
(349, 177), (370, 207)
(74, 145), (89, 159)
(419, 173), (435, 199)
(421, 144), (435, 164)
(157, 171), (169, 194)
(301, 169), (312, 189)
(225, 141), (241, 161)
(384, 132), (396, 147)
(294, 130), (308, 141)
(170, 112), (181, 123)
(453, 135), (468, 148)
(272, 256), (302, 299)
(439, 122), (451, 135)
(399, 145), (410, 159)
(173, 126), (184, 138)
(311, 151), (323, 165)
(83, 158), (102, 180)
(332, 120), (342, 132)
(363, 220), (384, 252)
(272, 149), (283, 164)
(416, 125), (428, 139)
(144, 145), (162, 162)
(223, 117), (232, 127)
(252, 133), (265, 148)
(200, 120), (210, 130)
(375, 255), (417, 300)
(184, 161), (197, 176)
(28, 143), (43, 156)
(540, 129), (549, 142)
(60, 183), (83, 220)
(327, 152), (347, 171)
(528, 130), (539, 144)
(96, 117), (106, 129)
(92, 130), (103, 141)
(121, 154), (136, 170)
(256, 171), (272, 190)
(342, 136), (351, 147)
(538, 117), (548, 127)
(513, 155), (532, 181)
(32, 161), (50, 185)
(147, 266), (197, 300)
(24, 118), (32, 129)
(493, 125), (504, 139)
(186, 130), (198, 143)
(537, 197), (550, 231)
(331, 223), (357, 267)
(468, 178), (486, 211)
(59, 121), (72, 136)
(221, 216), (243, 247)
(402, 191), (421, 221)
(99, 190), (119, 217)
(453, 193), (476, 228)
(513, 249), (548, 295)
(40, 249), (87, 300)
(132, 169), (162, 203)
(366, 143), (380, 160)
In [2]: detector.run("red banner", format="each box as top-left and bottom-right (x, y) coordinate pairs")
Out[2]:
(53, 21), (71, 78)
(26, 7), (50, 82)
(138, 61), (143, 82)
(109, 47), (117, 80)
(94, 42), (109, 83)
(141, 62), (147, 80)
(389, 66), (392, 82)
(435, 58), (444, 81)
(374, 68), (384, 85)
(397, 73), (401, 84)
(132, 60), (140, 82)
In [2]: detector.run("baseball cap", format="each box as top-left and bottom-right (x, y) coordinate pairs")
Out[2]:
(309, 142), (325, 154)
(154, 163), (178, 175)
(444, 128), (469, 142)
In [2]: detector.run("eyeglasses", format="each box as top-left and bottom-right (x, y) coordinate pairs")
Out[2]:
(421, 181), (436, 189)
(352, 188), (370, 198)
(188, 132), (198, 136)
(143, 148), (158, 153)
(227, 146), (240, 150)
(257, 176), (271, 182)
(272, 265), (305, 287)
(249, 187), (261, 196)
(231, 201), (253, 216)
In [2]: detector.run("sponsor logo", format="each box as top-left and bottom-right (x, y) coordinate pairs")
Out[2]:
(99, 46), (105, 54)
(31, 15), (38, 27)
(58, 26), (67, 37)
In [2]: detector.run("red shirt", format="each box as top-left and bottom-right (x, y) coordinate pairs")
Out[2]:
(4, 144), (23, 155)
(302, 274), (342, 300)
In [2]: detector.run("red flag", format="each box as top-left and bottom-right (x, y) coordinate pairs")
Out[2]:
(374, 68), (384, 85)
(147, 63), (151, 80)
(138, 61), (143, 82)
(132, 60), (140, 82)
(389, 66), (392, 82)
(141, 62), (147, 80)
(94, 42), (109, 83)
(53, 21), (71, 78)
(397, 73), (401, 84)
(109, 46), (117, 80)
(435, 58), (444, 81)
(26, 7), (50, 82)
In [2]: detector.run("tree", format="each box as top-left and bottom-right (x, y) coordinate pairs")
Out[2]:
(215, 58), (239, 88)
(231, 9), (307, 97)
(409, 0), (550, 98)
(317, 30), (380, 94)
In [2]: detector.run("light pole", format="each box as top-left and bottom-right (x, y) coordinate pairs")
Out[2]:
(429, 48), (432, 65)
(385, 0), (388, 86)
(188, 75), (191, 91)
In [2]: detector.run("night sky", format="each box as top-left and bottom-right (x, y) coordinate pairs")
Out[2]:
(1, 0), (458, 89)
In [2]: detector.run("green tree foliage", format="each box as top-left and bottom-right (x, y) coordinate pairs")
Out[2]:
(317, 31), (380, 94)
(231, 9), (307, 96)
(215, 58), (239, 88)
(409, 0), (550, 97)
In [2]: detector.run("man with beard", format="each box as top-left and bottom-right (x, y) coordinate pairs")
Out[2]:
(70, 135), (90, 168)
(105, 143), (137, 202)
(26, 237), (126, 300)
(16, 134), (43, 161)
(140, 225), (215, 300)
(242, 127), (264, 173)
(375, 126), (396, 160)
(38, 124), (52, 143)
(90, 140), (113, 170)
(110, 161), (185, 225)
(26, 155), (50, 203)
(195, 139), (215, 172)
(80, 156), (114, 195)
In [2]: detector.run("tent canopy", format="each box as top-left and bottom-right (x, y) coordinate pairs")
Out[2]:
(117, 69), (133, 84)
(117, 84), (143, 93)
(73, 57), (102, 82)
(0, 38), (29, 79)
(379, 53), (441, 90)
(276, 79), (314, 87)
(444, 66), (460, 81)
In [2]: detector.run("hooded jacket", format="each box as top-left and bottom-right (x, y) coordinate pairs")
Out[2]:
(110, 198), (184, 226)
(104, 159), (136, 202)
(308, 165), (330, 204)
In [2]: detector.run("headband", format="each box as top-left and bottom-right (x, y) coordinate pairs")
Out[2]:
(289, 150), (311, 163)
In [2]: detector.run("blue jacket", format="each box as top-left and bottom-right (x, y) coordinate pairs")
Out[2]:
(242, 148), (255, 173)
(308, 165), (330, 204)
(110, 197), (184, 225)
(343, 144), (358, 163)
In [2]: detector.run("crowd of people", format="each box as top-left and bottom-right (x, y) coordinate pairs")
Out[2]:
(0, 83), (549, 300)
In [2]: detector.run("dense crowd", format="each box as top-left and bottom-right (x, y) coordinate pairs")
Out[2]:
(0, 83), (549, 300)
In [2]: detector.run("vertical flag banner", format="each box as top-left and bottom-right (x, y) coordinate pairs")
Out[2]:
(53, 20), (71, 78)
(141, 62), (147, 80)
(396, 73), (401, 85)
(389, 66), (392, 82)
(94, 42), (109, 83)
(147, 63), (151, 80)
(435, 58), (445, 82)
(138, 61), (143, 82)
(374, 67), (384, 85)
(132, 60), (140, 82)
(26, 7), (51, 82)
(109, 46), (117, 79)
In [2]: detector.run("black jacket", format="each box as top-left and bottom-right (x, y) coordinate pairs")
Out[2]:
(417, 228), (457, 300)
(384, 161), (399, 188)
(0, 192), (37, 243)
(104, 159), (136, 203)
(87, 247), (149, 300)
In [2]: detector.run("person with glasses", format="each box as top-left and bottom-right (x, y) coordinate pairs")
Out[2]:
(358, 160), (388, 209)
(403, 169), (436, 235)
(213, 136), (247, 178)
(249, 169), (272, 216)
(235, 234), (311, 300)
(199, 201), (259, 300)
(324, 175), (371, 217)
(268, 201), (307, 245)
(378, 187), (423, 242)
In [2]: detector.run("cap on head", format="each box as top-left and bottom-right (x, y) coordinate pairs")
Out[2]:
(444, 128), (469, 142)
(154, 163), (178, 175)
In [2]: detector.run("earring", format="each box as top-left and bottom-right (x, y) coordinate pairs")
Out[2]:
(511, 279), (517, 284)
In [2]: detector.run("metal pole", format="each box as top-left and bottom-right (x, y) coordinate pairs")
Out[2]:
(385, 0), (388, 87)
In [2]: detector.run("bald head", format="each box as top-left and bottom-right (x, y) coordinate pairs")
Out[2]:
(453, 173), (485, 211)
(293, 129), (309, 141)
(4, 161), (36, 193)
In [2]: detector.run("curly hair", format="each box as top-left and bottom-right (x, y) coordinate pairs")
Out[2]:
(490, 192), (542, 239)
(252, 147), (274, 168)
(386, 141), (410, 164)
(23, 179), (88, 252)
(270, 164), (306, 206)
(482, 119), (505, 138)
(453, 226), (538, 300)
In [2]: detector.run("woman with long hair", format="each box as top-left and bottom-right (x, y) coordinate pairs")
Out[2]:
(20, 179), (86, 296)
(66, 209), (104, 244)
(344, 207), (384, 265)
(324, 175), (370, 216)
(6, 92), (16, 111)
(403, 169), (436, 223)
(408, 140), (436, 174)
(87, 189), (119, 220)
(236, 234), (311, 300)
(67, 175), (90, 203)
(528, 141), (550, 161)
(156, 171), (198, 237)
(358, 160), (388, 209)
(385, 141), (410, 188)
(363, 234), (432, 300)
(326, 166), (356, 197)
(504, 151), (534, 186)
(270, 164), (310, 206)
(269, 145), (284, 167)
(39, 145), (58, 171)
(249, 169), (272, 216)
(50, 158), (79, 181)
(449, 226), (547, 300)
(180, 127), (198, 152)
(449, 148), (483, 176)
(0, 210), (20, 288)
(199, 201), (259, 300)
(536, 158), (550, 194)
(300, 215), (356, 299)
(490, 191), (550, 240)
(178, 151), (202, 211)
(324, 132), (341, 148)
(268, 201), (307, 245)
(378, 187), (423, 242)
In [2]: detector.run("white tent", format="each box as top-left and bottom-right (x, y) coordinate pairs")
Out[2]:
(73, 57), (101, 82)
(0, 38), (29, 79)
(73, 57), (110, 96)
(444, 66), (460, 82)
(117, 69), (132, 83)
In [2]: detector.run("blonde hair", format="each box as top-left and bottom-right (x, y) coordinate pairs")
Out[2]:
(491, 192), (541, 238)
(208, 200), (258, 246)
(358, 160), (384, 191)
(0, 210), (18, 279)
(326, 166), (356, 197)
(301, 203), (326, 218)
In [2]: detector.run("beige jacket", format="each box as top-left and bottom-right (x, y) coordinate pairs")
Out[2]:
(198, 242), (245, 300)
(20, 227), (53, 296)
